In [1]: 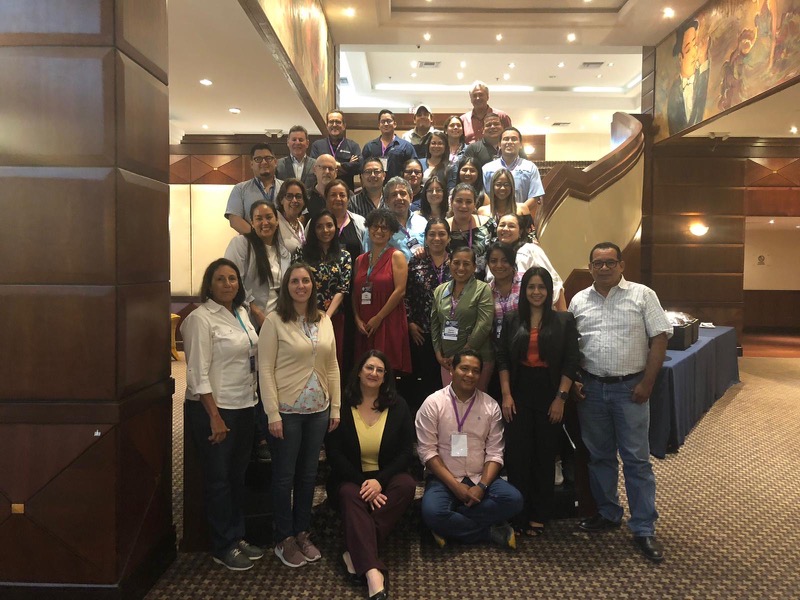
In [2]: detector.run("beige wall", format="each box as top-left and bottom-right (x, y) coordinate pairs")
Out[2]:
(744, 227), (800, 290)
(545, 133), (612, 162)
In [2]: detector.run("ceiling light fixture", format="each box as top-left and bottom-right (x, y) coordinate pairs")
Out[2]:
(573, 86), (624, 92)
(608, 62), (614, 67)
(375, 83), (534, 92)
(411, 72), (417, 78)
(199, 79), (213, 86)
(456, 72), (464, 80)
(524, 144), (535, 155)
(558, 61), (565, 68)
(201, 124), (209, 129)
(544, 116), (551, 120)
(597, 74), (603, 79)
(423, 32), (431, 41)
(689, 223), (709, 236)
(460, 61), (467, 68)
(343, 7), (356, 17)
(567, 33), (577, 42)
(791, 126), (798, 134)
(508, 62), (516, 69)
(410, 60), (418, 68)
(503, 73), (510, 80)
(496, 33), (503, 41)
(663, 7), (675, 18)
(228, 107), (241, 114)
(626, 74), (643, 89)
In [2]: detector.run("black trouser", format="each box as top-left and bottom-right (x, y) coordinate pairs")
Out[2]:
(406, 332), (441, 412)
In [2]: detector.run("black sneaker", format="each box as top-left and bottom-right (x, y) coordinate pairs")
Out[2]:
(213, 547), (254, 571)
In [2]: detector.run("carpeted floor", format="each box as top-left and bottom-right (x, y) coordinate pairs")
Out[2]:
(147, 356), (800, 599)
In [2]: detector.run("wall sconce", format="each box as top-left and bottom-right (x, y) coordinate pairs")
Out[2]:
(689, 223), (709, 236)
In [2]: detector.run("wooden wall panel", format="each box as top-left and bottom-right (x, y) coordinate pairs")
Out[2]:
(648, 215), (745, 245)
(744, 290), (800, 328)
(0, 47), (116, 166)
(0, 286), (116, 401)
(0, 167), (116, 285)
(654, 157), (745, 187)
(0, 0), (114, 45)
(652, 186), (745, 215)
(115, 0), (168, 83)
(649, 245), (744, 273)
(745, 188), (800, 216)
(652, 274), (743, 303)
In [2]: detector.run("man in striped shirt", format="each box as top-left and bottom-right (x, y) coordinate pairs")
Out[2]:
(569, 242), (672, 563)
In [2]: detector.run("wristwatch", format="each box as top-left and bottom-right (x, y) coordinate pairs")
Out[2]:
(477, 482), (488, 492)
(557, 390), (569, 400)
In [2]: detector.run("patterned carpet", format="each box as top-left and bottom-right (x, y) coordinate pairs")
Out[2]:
(147, 357), (800, 599)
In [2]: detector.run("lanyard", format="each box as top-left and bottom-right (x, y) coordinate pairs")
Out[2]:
(500, 156), (520, 171)
(429, 255), (446, 284)
(328, 137), (345, 156)
(234, 310), (254, 348)
(253, 177), (274, 201)
(380, 138), (393, 156)
(448, 385), (477, 433)
(338, 212), (350, 236)
(449, 280), (466, 318)
(367, 246), (388, 280)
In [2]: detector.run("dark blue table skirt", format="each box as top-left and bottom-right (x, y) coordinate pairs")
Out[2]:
(649, 327), (740, 458)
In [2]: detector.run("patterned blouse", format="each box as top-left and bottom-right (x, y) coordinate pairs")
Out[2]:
(490, 272), (522, 341)
(449, 217), (495, 278)
(405, 251), (452, 334)
(293, 248), (353, 313)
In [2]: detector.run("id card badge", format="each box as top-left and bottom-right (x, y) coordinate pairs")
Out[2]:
(361, 283), (373, 305)
(248, 347), (257, 373)
(379, 157), (388, 171)
(451, 433), (468, 457)
(443, 320), (459, 341)
(495, 317), (503, 340)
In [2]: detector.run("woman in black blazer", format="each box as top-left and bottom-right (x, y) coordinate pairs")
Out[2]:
(495, 267), (579, 536)
(325, 350), (416, 600)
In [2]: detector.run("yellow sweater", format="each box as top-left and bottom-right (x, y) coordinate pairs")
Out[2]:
(258, 311), (341, 423)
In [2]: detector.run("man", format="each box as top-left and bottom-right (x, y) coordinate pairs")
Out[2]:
(306, 153), (338, 219)
(667, 19), (710, 136)
(382, 176), (427, 261)
(462, 112), (504, 170)
(402, 104), (437, 158)
(349, 157), (386, 219)
(569, 242), (672, 563)
(361, 110), (417, 180)
(460, 81), (512, 144)
(225, 143), (283, 235)
(275, 125), (316, 190)
(482, 127), (544, 214)
(310, 109), (361, 190)
(416, 350), (523, 549)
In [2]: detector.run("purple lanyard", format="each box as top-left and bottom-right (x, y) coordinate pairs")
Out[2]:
(449, 386), (477, 433)
(449, 282), (464, 319)
(430, 256), (445, 285)
(381, 139), (392, 156)
(328, 137), (344, 156)
(338, 213), (350, 237)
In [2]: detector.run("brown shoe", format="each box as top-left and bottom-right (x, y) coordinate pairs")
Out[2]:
(296, 531), (321, 562)
(274, 536), (307, 568)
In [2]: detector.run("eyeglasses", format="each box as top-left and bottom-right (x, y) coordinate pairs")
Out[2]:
(369, 223), (389, 232)
(327, 119), (343, 125)
(252, 156), (276, 163)
(494, 182), (511, 189)
(590, 259), (620, 269)
(403, 169), (422, 176)
(364, 364), (386, 375)
(379, 119), (395, 125)
(283, 193), (304, 201)
(317, 165), (336, 172)
(363, 169), (384, 176)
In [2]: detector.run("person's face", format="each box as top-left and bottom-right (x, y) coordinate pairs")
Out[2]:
(280, 184), (305, 220)
(325, 183), (348, 214)
(210, 265), (239, 306)
(488, 250), (514, 281)
(387, 184), (411, 215)
(426, 181), (444, 208)
(415, 111), (432, 130)
(428, 136), (446, 158)
(589, 247), (625, 288)
(287, 131), (308, 159)
(315, 215), (336, 246)
(403, 162), (423, 192)
(379, 113), (396, 136)
(496, 215), (521, 245)
(469, 86), (489, 110)
(359, 356), (386, 391)
(483, 117), (503, 141)
(446, 118), (463, 139)
(493, 174), (512, 201)
(368, 220), (391, 245)
(315, 156), (337, 186)
(362, 161), (385, 189)
(679, 27), (698, 75)
(327, 112), (345, 138)
(452, 189), (476, 217)
(251, 148), (276, 178)
(450, 250), (475, 283)
(458, 164), (478, 185)
(500, 130), (521, 156)
(526, 275), (548, 308)
(251, 204), (278, 242)
(287, 268), (313, 305)
(452, 355), (481, 392)
(425, 223), (449, 254)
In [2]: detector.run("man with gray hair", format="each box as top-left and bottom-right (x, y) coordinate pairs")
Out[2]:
(460, 81), (512, 144)
(367, 176), (426, 261)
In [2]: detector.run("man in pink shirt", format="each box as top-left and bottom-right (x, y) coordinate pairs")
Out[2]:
(460, 81), (512, 143)
(415, 350), (523, 548)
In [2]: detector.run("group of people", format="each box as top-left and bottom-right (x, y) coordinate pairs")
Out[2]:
(181, 83), (674, 600)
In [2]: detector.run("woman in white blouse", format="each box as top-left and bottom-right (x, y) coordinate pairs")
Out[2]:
(181, 258), (263, 572)
(258, 263), (341, 568)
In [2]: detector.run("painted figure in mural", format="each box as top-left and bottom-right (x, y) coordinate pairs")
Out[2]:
(667, 19), (711, 136)
(718, 28), (757, 111)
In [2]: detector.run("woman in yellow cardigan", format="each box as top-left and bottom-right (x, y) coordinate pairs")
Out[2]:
(258, 262), (341, 568)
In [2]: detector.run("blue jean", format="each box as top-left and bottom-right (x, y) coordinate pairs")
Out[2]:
(577, 374), (658, 536)
(268, 409), (329, 542)
(186, 401), (254, 557)
(421, 475), (523, 543)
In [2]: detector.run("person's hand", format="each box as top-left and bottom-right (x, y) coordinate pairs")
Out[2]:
(413, 245), (426, 258)
(453, 482), (472, 505)
(464, 484), (485, 507)
(572, 381), (585, 401)
(349, 154), (359, 163)
(360, 479), (383, 503)
(355, 317), (370, 336)
(328, 418), (340, 432)
(409, 323), (425, 346)
(632, 380), (653, 405)
(502, 393), (516, 423)
(548, 397), (565, 424)
(208, 414), (229, 444)
(365, 316), (383, 336)
(249, 304), (265, 326)
(370, 493), (388, 510)
(268, 420), (284, 439)
(435, 352), (452, 371)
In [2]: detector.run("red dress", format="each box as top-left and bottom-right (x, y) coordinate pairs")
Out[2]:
(353, 248), (412, 374)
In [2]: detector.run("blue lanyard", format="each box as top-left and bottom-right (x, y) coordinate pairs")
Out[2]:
(253, 177), (274, 201)
(234, 310), (254, 348)
(367, 246), (388, 280)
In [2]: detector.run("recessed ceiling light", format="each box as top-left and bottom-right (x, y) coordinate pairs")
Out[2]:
(423, 32), (431, 41)
(567, 33), (577, 42)
(201, 124), (209, 129)
(343, 7), (356, 17)
(460, 61), (467, 68)
(791, 126), (798, 134)
(503, 73), (510, 80)
(663, 7), (675, 18)
(456, 72), (464, 80)
(410, 60), (418, 68)
(496, 33), (503, 41)
(411, 72), (417, 78)
(544, 116), (551, 120)
(769, 219), (775, 224)
(558, 61), (565, 68)
(608, 62), (614, 67)
(597, 74), (603, 79)
(584, 0), (592, 3)
(199, 79), (213, 86)
(508, 62), (515, 69)
(228, 107), (241, 114)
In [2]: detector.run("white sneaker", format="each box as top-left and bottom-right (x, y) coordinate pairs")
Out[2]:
(554, 459), (564, 486)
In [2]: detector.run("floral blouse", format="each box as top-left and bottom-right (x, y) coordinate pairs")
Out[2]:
(405, 251), (452, 334)
(449, 218), (495, 278)
(293, 248), (353, 313)
(490, 272), (522, 341)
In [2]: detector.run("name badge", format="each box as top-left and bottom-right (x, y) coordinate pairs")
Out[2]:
(495, 317), (503, 339)
(379, 157), (388, 171)
(249, 348), (257, 373)
(339, 150), (352, 159)
(361, 283), (373, 305)
(408, 237), (421, 249)
(443, 320), (459, 341)
(451, 433), (468, 457)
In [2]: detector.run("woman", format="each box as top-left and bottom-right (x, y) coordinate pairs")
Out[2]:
(478, 168), (530, 220)
(352, 209), (412, 375)
(325, 351), (416, 600)
(295, 209), (353, 367)
(495, 267), (579, 536)
(420, 131), (448, 186)
(443, 115), (466, 192)
(416, 175), (448, 220)
(447, 183), (493, 278)
(451, 156), (488, 207)
(494, 213), (567, 310)
(182, 258), (263, 571)
(258, 263), (341, 568)
(405, 218), (452, 404)
(430, 246), (494, 390)
(487, 243), (522, 342)
(402, 158), (425, 211)
(276, 178), (308, 255)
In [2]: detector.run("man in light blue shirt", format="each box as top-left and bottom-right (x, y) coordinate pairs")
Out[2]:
(482, 127), (543, 215)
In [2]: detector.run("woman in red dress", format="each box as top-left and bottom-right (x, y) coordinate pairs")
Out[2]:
(352, 208), (412, 375)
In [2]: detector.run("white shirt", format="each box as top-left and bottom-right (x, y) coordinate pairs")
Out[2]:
(569, 276), (672, 377)
(181, 300), (258, 409)
(291, 155), (306, 179)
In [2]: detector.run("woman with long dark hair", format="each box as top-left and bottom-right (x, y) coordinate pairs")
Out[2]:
(421, 130), (449, 186)
(443, 115), (466, 191)
(451, 156), (488, 207)
(447, 183), (493, 278)
(495, 267), (579, 537)
(417, 175), (449, 220)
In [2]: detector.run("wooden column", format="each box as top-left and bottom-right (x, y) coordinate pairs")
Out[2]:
(0, 2), (175, 598)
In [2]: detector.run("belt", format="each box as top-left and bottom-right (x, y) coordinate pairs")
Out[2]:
(582, 369), (643, 384)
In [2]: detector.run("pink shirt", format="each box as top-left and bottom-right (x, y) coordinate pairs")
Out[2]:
(460, 107), (512, 143)
(415, 385), (505, 484)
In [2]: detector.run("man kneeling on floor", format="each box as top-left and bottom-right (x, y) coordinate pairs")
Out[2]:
(415, 350), (523, 548)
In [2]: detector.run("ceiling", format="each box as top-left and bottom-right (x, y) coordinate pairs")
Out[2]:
(746, 216), (800, 231)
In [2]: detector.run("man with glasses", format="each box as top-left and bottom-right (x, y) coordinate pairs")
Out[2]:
(276, 125), (316, 191)
(482, 127), (544, 215)
(310, 109), (361, 190)
(225, 143), (283, 234)
(349, 157), (386, 219)
(362, 110), (417, 180)
(569, 242), (672, 563)
(459, 81), (512, 144)
(306, 154), (339, 219)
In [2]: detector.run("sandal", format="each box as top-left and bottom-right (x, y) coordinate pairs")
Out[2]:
(524, 522), (545, 537)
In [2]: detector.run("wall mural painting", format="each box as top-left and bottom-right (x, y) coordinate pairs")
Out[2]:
(654, 0), (800, 141)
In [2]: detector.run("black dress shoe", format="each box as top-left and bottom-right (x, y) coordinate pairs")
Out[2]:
(368, 591), (388, 600)
(578, 514), (622, 532)
(339, 553), (366, 586)
(633, 535), (664, 563)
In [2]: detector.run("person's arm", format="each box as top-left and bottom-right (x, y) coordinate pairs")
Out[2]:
(430, 285), (450, 369)
(340, 141), (362, 177)
(405, 259), (425, 346)
(327, 251), (352, 319)
(464, 460), (502, 506)
(633, 332), (668, 404)
(464, 283), (494, 352)
(495, 314), (516, 422)
(375, 398), (415, 489)
(325, 416), (367, 485)
(228, 215), (252, 235)
(365, 250), (408, 335)
(256, 316), (283, 435)
(464, 403), (505, 505)
(322, 315), (341, 429)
